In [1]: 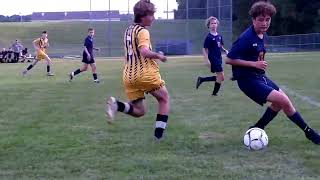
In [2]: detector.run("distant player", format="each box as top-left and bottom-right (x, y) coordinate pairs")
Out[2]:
(106, 0), (170, 140)
(22, 31), (54, 76)
(69, 28), (100, 83)
(226, 1), (320, 144)
(196, 16), (228, 96)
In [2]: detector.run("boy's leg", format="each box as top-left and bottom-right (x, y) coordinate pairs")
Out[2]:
(150, 86), (170, 140)
(267, 89), (320, 144)
(212, 71), (224, 96)
(44, 54), (54, 76)
(69, 63), (88, 81)
(90, 63), (99, 83)
(106, 97), (146, 121)
(22, 59), (39, 75)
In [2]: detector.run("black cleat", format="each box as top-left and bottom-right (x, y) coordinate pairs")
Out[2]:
(212, 92), (218, 96)
(305, 128), (320, 145)
(196, 77), (202, 89)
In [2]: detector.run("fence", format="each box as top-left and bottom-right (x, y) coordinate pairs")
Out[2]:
(266, 33), (320, 52)
(0, 0), (233, 57)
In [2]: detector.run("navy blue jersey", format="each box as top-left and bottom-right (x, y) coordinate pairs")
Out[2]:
(227, 26), (266, 79)
(84, 36), (93, 55)
(203, 33), (224, 61)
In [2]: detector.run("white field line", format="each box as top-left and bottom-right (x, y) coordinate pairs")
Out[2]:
(280, 85), (320, 108)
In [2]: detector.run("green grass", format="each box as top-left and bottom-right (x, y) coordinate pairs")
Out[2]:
(0, 52), (320, 179)
(0, 20), (231, 56)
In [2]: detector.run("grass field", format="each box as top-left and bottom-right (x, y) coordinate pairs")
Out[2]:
(0, 52), (320, 179)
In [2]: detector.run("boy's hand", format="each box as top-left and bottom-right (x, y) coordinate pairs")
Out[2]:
(157, 51), (167, 62)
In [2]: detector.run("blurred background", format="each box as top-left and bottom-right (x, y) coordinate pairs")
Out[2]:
(0, 0), (319, 58)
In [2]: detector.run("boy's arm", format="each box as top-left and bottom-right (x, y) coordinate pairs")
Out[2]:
(45, 41), (49, 48)
(137, 29), (167, 62)
(84, 47), (91, 58)
(202, 48), (210, 65)
(139, 46), (167, 62)
(225, 57), (267, 70)
(33, 41), (39, 51)
(221, 45), (228, 54)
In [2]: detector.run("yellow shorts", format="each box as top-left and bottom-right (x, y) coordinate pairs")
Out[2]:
(123, 72), (165, 101)
(36, 50), (47, 60)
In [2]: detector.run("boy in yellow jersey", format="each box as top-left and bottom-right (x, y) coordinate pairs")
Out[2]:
(22, 31), (54, 76)
(106, 0), (170, 140)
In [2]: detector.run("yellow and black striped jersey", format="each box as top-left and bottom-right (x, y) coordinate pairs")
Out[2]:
(123, 24), (159, 83)
(33, 38), (49, 50)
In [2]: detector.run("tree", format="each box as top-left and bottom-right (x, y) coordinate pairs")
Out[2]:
(175, 0), (320, 36)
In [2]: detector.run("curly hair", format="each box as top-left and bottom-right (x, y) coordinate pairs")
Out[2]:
(249, 1), (277, 18)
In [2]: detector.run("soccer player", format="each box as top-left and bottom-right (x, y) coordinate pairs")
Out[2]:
(226, 1), (320, 144)
(106, 0), (170, 140)
(69, 28), (100, 83)
(196, 16), (228, 96)
(22, 31), (54, 76)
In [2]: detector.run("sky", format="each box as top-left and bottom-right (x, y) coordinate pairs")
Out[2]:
(0, 0), (178, 19)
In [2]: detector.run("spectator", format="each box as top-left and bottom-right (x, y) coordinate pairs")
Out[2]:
(20, 48), (28, 63)
(12, 39), (23, 63)
(6, 47), (14, 63)
(0, 48), (7, 63)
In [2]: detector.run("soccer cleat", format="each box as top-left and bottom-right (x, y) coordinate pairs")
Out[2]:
(94, 79), (100, 83)
(305, 128), (320, 145)
(196, 77), (202, 89)
(106, 97), (118, 122)
(47, 72), (54, 76)
(22, 70), (27, 76)
(69, 72), (74, 82)
(212, 92), (218, 96)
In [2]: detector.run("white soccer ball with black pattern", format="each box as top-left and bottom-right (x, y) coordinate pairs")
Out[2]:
(243, 127), (268, 150)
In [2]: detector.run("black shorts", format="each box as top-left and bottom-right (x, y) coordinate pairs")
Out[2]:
(82, 52), (95, 64)
(237, 75), (280, 106)
(209, 58), (223, 73)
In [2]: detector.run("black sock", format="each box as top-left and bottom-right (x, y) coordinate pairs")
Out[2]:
(116, 101), (133, 114)
(201, 76), (216, 83)
(93, 73), (98, 80)
(212, 82), (221, 95)
(47, 65), (50, 73)
(26, 64), (33, 71)
(74, 69), (81, 76)
(154, 114), (168, 139)
(254, 107), (278, 129)
(288, 112), (309, 132)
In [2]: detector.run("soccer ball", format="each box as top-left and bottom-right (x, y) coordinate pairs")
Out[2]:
(243, 127), (268, 150)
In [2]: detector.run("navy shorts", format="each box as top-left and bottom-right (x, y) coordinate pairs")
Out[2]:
(209, 59), (223, 73)
(82, 52), (95, 64)
(237, 75), (280, 106)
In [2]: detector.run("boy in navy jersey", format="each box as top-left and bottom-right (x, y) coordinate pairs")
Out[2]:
(226, 1), (320, 144)
(196, 16), (228, 96)
(69, 28), (100, 83)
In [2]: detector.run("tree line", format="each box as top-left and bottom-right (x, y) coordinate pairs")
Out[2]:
(174, 0), (320, 36)
(0, 15), (31, 22)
